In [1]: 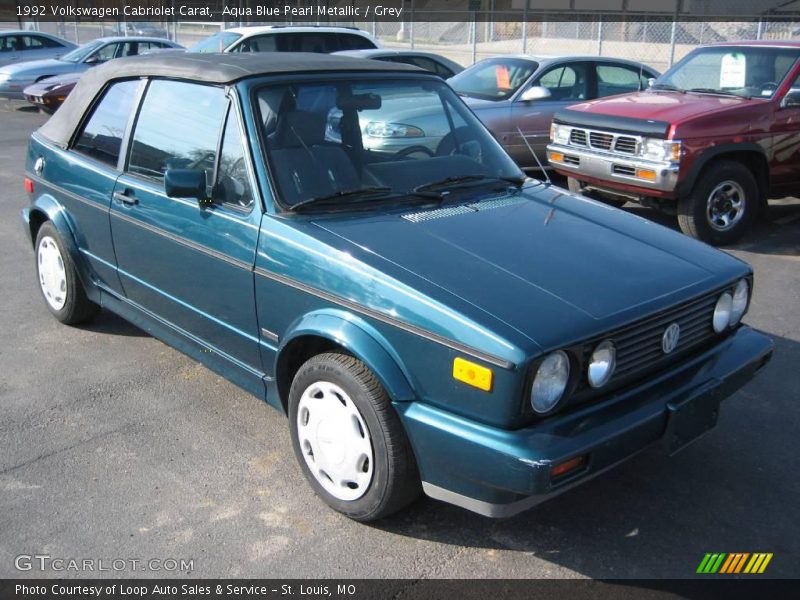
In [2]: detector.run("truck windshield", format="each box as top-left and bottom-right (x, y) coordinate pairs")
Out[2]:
(655, 46), (800, 99)
(256, 77), (525, 211)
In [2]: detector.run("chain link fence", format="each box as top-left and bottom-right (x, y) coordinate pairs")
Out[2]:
(3, 16), (798, 73)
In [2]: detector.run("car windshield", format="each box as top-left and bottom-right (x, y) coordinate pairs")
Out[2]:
(60, 40), (103, 63)
(654, 46), (800, 99)
(190, 32), (242, 53)
(449, 58), (539, 101)
(256, 77), (525, 211)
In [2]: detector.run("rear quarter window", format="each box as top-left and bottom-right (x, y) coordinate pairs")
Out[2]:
(73, 79), (140, 167)
(337, 33), (376, 51)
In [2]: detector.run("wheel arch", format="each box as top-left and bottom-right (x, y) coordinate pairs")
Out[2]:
(274, 309), (417, 414)
(678, 144), (769, 214)
(26, 194), (95, 298)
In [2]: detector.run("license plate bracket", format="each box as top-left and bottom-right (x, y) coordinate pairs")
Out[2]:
(663, 382), (722, 456)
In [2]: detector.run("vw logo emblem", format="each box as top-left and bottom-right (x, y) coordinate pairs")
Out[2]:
(662, 323), (681, 354)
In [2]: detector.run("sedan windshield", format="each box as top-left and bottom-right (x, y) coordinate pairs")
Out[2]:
(256, 78), (525, 211)
(655, 46), (800, 99)
(189, 32), (242, 53)
(60, 40), (103, 63)
(449, 58), (538, 101)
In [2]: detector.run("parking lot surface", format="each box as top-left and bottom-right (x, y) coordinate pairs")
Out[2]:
(1, 101), (798, 579)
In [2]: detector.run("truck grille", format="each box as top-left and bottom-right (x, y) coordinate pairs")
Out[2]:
(566, 127), (640, 156)
(589, 132), (614, 150)
(585, 288), (724, 384)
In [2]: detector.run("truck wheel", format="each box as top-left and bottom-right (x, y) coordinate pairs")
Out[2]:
(677, 160), (757, 245)
(288, 352), (420, 522)
(34, 221), (99, 325)
(567, 177), (626, 208)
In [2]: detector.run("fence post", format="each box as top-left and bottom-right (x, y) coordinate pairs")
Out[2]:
(522, 0), (528, 54)
(668, 20), (677, 68)
(756, 18), (763, 40)
(73, 20), (79, 43)
(410, 0), (415, 49)
(471, 12), (477, 65)
(597, 15), (603, 56)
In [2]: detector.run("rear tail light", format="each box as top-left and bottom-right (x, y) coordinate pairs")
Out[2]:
(24, 177), (34, 194)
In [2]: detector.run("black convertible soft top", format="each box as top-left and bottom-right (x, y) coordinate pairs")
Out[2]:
(38, 52), (421, 149)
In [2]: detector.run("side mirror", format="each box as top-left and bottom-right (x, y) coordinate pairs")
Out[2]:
(519, 86), (552, 102)
(84, 55), (104, 65)
(781, 90), (800, 108)
(165, 169), (210, 202)
(647, 78), (656, 88)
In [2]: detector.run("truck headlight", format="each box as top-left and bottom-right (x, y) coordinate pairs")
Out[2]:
(531, 351), (570, 414)
(713, 292), (733, 333)
(641, 138), (681, 162)
(550, 123), (570, 144)
(587, 340), (616, 388)
(730, 279), (749, 326)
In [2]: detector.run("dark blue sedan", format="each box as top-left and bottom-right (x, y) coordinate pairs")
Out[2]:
(22, 53), (772, 521)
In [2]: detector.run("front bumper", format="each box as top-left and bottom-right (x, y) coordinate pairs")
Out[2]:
(547, 142), (679, 194)
(398, 326), (772, 518)
(0, 81), (30, 100)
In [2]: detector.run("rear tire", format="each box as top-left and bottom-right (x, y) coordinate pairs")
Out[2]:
(677, 160), (757, 246)
(288, 352), (420, 522)
(567, 177), (626, 208)
(34, 221), (99, 325)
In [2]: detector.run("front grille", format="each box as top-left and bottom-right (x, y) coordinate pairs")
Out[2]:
(589, 132), (614, 151)
(614, 136), (638, 154)
(569, 129), (587, 146)
(585, 289), (723, 385)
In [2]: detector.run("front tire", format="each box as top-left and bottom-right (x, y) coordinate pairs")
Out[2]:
(677, 160), (757, 245)
(288, 352), (420, 522)
(567, 177), (626, 208)
(35, 221), (99, 325)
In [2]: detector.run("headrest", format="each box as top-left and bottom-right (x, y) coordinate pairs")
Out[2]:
(275, 110), (326, 148)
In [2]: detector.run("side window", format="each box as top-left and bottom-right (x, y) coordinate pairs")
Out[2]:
(596, 64), (647, 97)
(283, 33), (336, 53)
(214, 108), (254, 209)
(128, 80), (227, 181)
(338, 34), (375, 51)
(533, 64), (588, 101)
(73, 80), (140, 167)
(1, 36), (23, 52)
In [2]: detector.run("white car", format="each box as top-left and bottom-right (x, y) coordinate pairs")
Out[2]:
(189, 25), (380, 54)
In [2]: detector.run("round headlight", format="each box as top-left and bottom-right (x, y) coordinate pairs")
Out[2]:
(730, 279), (749, 326)
(713, 292), (733, 333)
(531, 351), (570, 414)
(588, 340), (616, 388)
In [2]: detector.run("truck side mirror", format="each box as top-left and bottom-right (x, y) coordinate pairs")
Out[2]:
(781, 90), (800, 108)
(519, 86), (552, 102)
(165, 169), (210, 203)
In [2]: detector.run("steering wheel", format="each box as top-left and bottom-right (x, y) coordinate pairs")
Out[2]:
(760, 81), (779, 94)
(393, 145), (435, 159)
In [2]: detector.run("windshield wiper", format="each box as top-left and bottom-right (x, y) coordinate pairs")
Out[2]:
(651, 83), (684, 93)
(290, 186), (393, 212)
(686, 88), (747, 98)
(412, 175), (525, 197)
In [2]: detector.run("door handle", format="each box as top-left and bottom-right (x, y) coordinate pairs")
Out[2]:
(113, 190), (138, 206)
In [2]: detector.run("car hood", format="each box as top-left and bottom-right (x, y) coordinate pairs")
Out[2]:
(311, 184), (747, 351)
(0, 58), (78, 79)
(25, 72), (81, 91)
(563, 90), (758, 131)
(460, 96), (508, 110)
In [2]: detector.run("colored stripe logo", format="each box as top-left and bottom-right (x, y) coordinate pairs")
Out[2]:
(697, 553), (773, 574)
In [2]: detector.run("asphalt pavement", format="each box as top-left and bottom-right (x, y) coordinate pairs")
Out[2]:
(0, 100), (798, 580)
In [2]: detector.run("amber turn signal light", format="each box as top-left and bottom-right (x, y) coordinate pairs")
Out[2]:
(551, 455), (587, 480)
(549, 152), (564, 163)
(636, 169), (657, 181)
(452, 357), (493, 392)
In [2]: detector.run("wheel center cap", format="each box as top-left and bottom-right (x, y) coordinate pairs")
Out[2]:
(316, 418), (346, 465)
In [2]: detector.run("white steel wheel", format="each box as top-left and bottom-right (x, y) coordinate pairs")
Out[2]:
(37, 235), (67, 310)
(296, 380), (374, 501)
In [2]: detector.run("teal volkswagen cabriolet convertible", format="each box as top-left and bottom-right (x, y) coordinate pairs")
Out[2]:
(22, 53), (772, 521)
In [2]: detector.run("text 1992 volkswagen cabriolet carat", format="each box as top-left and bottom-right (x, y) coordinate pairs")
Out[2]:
(23, 53), (773, 521)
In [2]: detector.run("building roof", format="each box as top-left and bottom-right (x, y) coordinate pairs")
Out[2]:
(37, 52), (422, 149)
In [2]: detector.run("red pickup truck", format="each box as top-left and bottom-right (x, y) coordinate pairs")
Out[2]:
(547, 41), (800, 245)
